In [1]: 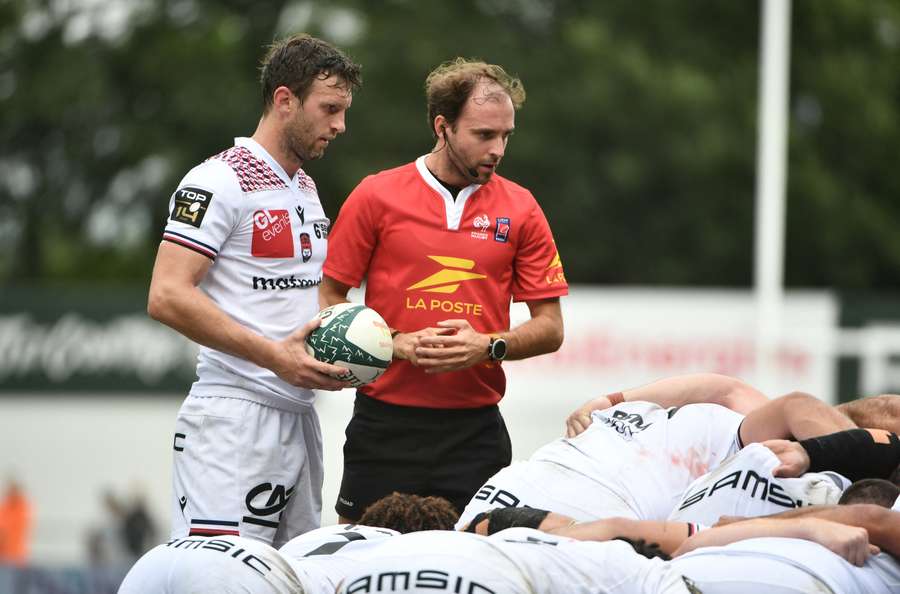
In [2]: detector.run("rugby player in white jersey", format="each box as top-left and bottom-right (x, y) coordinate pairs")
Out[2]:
(147, 35), (360, 546)
(456, 374), (855, 528)
(670, 506), (900, 594)
(118, 492), (457, 594)
(339, 505), (900, 594)
(279, 493), (459, 594)
(460, 503), (900, 594)
(116, 527), (398, 594)
(336, 528), (694, 594)
(668, 443), (850, 526)
(117, 534), (305, 594)
(671, 424), (900, 525)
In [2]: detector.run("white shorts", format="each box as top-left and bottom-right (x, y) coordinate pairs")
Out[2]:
(117, 535), (305, 594)
(171, 395), (323, 548)
(455, 459), (639, 530)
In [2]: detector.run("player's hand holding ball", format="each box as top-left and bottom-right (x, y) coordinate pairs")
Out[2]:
(305, 303), (393, 387)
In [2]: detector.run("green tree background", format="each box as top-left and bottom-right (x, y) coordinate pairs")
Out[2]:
(3, 0), (900, 289)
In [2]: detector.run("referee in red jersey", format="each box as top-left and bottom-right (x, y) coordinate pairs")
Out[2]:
(321, 58), (568, 522)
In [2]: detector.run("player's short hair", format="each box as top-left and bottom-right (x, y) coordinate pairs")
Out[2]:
(425, 58), (525, 136)
(358, 492), (459, 533)
(838, 478), (900, 508)
(260, 34), (361, 112)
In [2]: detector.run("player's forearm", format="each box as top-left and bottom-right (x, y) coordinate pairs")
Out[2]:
(500, 310), (563, 361)
(673, 517), (822, 557)
(622, 374), (767, 413)
(149, 283), (277, 370)
(765, 505), (900, 558)
(780, 392), (857, 440)
(319, 275), (352, 309)
(556, 518), (691, 556)
(837, 395), (900, 434)
(743, 392), (856, 446)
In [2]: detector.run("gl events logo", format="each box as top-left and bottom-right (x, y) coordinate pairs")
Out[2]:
(406, 256), (486, 316)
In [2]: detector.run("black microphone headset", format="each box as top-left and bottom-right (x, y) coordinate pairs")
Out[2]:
(441, 125), (480, 181)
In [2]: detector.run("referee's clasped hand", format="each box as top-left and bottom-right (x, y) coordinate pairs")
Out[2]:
(414, 319), (492, 373)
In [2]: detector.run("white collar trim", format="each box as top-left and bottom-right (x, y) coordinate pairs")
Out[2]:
(415, 155), (481, 230)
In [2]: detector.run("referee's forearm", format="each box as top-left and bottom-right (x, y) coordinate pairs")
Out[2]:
(502, 315), (563, 360)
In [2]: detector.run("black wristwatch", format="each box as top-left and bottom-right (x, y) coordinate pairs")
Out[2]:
(488, 336), (507, 361)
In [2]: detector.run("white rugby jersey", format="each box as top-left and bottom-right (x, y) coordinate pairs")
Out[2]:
(672, 537), (900, 594)
(279, 524), (399, 594)
(163, 137), (330, 410)
(336, 529), (690, 594)
(669, 443), (849, 525)
(490, 528), (690, 594)
(531, 402), (744, 520)
(117, 534), (304, 594)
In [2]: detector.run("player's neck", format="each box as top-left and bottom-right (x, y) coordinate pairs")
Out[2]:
(424, 150), (469, 189)
(251, 118), (302, 178)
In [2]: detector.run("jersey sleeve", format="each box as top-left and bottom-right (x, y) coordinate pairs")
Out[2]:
(162, 161), (241, 260)
(511, 199), (569, 302)
(323, 178), (379, 287)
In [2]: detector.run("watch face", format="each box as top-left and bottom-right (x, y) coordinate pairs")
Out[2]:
(492, 338), (507, 360)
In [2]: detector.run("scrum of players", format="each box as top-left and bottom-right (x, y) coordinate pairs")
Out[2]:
(118, 374), (900, 594)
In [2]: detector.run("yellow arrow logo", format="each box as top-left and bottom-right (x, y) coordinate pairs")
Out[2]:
(407, 256), (487, 294)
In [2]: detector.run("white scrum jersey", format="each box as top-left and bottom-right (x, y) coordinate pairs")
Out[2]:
(669, 443), (850, 525)
(458, 402), (743, 527)
(162, 137), (330, 410)
(336, 528), (691, 594)
(672, 537), (900, 594)
(279, 524), (399, 594)
(117, 535), (305, 594)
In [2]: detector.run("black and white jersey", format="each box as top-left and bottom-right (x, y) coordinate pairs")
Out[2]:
(279, 524), (399, 594)
(117, 534), (304, 594)
(669, 443), (849, 525)
(336, 529), (691, 594)
(163, 137), (330, 410)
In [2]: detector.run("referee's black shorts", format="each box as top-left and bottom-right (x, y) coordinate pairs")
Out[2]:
(335, 392), (512, 520)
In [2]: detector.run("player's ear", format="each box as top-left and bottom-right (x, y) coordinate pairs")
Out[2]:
(433, 115), (448, 139)
(272, 85), (295, 114)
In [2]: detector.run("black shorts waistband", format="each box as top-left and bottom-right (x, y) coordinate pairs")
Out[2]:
(354, 391), (499, 421)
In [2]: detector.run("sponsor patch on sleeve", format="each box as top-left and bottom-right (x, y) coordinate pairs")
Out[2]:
(170, 186), (213, 228)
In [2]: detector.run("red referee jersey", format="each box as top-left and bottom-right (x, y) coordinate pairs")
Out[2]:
(324, 157), (568, 408)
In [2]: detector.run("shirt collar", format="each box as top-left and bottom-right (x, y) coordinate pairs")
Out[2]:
(235, 137), (295, 186)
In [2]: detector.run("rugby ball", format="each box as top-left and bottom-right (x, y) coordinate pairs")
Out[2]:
(305, 303), (393, 386)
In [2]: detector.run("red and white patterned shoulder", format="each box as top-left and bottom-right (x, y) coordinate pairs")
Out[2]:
(208, 146), (287, 194)
(296, 168), (317, 194)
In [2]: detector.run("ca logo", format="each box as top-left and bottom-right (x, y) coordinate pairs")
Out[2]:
(245, 482), (295, 516)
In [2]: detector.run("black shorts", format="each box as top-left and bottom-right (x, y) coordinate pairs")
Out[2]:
(335, 392), (512, 520)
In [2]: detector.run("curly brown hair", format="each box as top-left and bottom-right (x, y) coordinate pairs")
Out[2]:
(424, 57), (525, 136)
(259, 34), (361, 112)
(358, 492), (459, 533)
